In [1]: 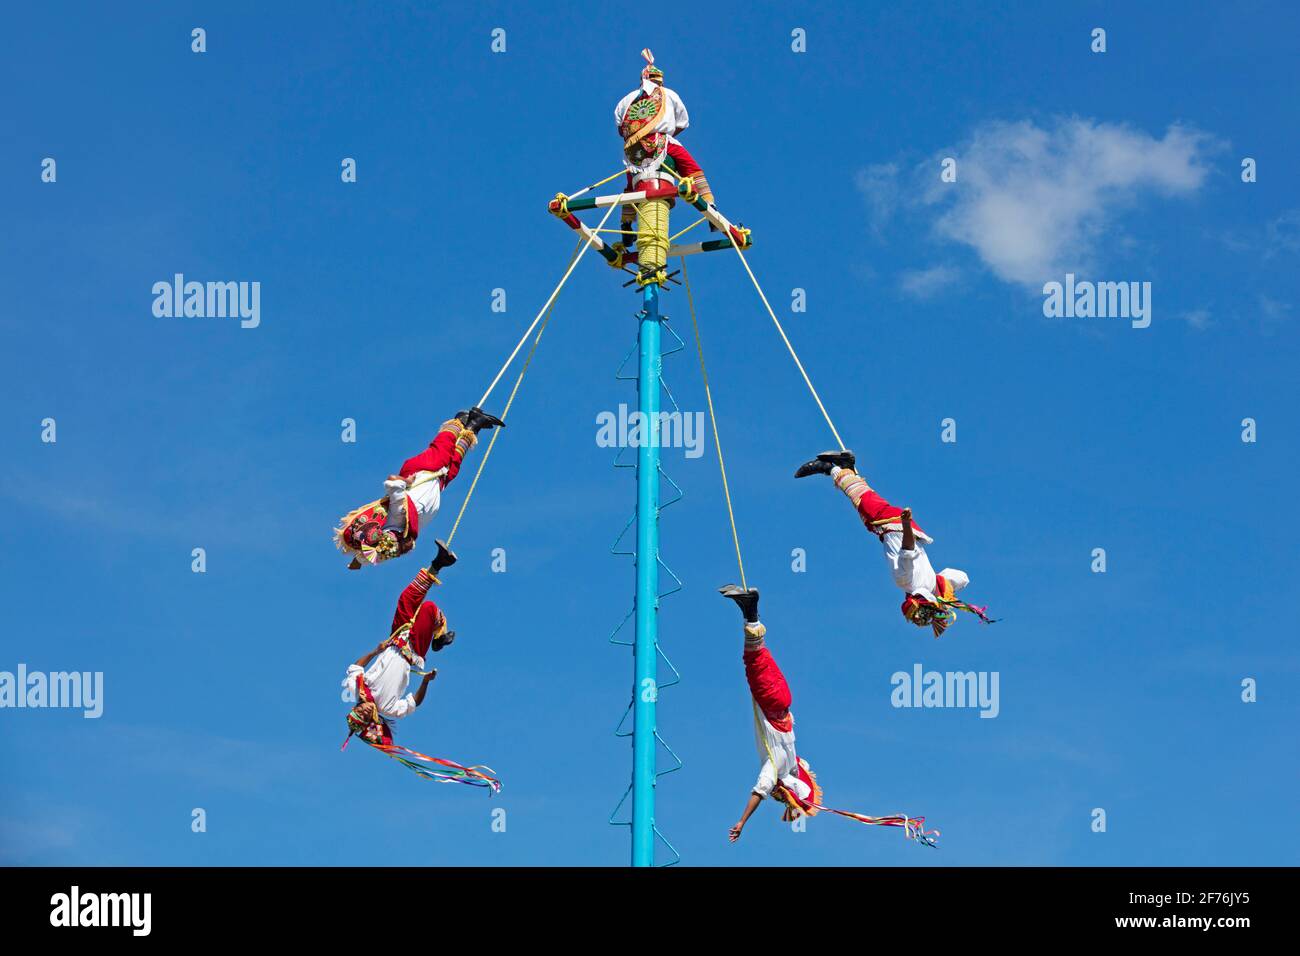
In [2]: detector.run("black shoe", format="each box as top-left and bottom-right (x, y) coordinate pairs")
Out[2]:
(454, 409), (471, 427)
(465, 407), (505, 433)
(793, 449), (856, 478)
(433, 631), (455, 652)
(817, 449), (856, 469)
(718, 584), (760, 623)
(429, 538), (458, 574)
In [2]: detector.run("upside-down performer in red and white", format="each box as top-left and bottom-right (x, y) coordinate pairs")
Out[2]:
(719, 584), (820, 840)
(794, 449), (995, 637)
(341, 541), (500, 792)
(334, 407), (504, 569)
(719, 584), (937, 846)
(342, 541), (460, 744)
(614, 49), (719, 246)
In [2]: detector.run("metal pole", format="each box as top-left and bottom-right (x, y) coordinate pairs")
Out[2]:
(630, 277), (662, 867)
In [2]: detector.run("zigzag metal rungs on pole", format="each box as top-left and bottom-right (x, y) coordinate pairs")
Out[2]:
(549, 142), (758, 866)
(551, 141), (865, 863)
(343, 48), (917, 861)
(603, 301), (685, 866)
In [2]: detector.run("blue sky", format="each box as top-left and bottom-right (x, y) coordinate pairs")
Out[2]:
(2, 1), (1297, 866)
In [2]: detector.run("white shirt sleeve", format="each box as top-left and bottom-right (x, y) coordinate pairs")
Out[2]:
(896, 548), (919, 586)
(343, 664), (363, 700)
(882, 530), (902, 562)
(382, 479), (409, 533)
(614, 90), (636, 128)
(897, 547), (939, 596)
(940, 568), (969, 592)
(882, 531), (940, 594)
(670, 90), (689, 133)
(384, 693), (417, 719)
(882, 532), (911, 590)
(752, 758), (776, 798)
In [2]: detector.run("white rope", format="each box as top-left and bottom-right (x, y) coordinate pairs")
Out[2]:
(566, 167), (626, 202)
(477, 200), (619, 408)
(726, 238), (846, 450)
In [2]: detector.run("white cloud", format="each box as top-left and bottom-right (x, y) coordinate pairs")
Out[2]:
(1265, 210), (1300, 256)
(1219, 208), (1299, 258)
(0, 815), (80, 862)
(854, 162), (900, 236)
(923, 119), (1215, 288)
(1178, 308), (1213, 330)
(899, 264), (961, 299)
(1259, 295), (1292, 333)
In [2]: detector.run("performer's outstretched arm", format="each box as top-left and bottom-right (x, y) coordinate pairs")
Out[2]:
(411, 669), (437, 708)
(900, 507), (916, 552)
(354, 641), (386, 669)
(729, 793), (763, 843)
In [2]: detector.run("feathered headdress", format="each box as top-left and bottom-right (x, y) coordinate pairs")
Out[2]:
(641, 48), (663, 83)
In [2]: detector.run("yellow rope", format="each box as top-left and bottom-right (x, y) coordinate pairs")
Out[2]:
(726, 240), (846, 450)
(682, 256), (792, 812)
(655, 162), (681, 182)
(448, 240), (583, 545)
(668, 217), (707, 243)
(637, 195), (671, 273)
(681, 257), (746, 592)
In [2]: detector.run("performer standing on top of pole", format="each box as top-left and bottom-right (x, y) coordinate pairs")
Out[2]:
(614, 49), (718, 252)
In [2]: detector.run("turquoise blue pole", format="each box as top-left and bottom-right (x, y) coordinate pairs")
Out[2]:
(631, 279), (662, 867)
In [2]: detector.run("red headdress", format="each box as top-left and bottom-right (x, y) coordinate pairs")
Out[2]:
(901, 575), (996, 637)
(773, 757), (823, 821)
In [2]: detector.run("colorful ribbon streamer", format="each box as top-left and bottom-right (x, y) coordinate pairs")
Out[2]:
(373, 741), (502, 793)
(346, 735), (502, 793)
(813, 805), (940, 847)
(939, 597), (998, 625)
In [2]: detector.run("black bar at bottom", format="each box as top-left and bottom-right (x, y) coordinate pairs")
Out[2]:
(0, 866), (1284, 940)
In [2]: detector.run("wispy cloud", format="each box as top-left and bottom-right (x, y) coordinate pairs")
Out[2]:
(927, 119), (1215, 287)
(1265, 210), (1300, 256)
(855, 162), (900, 237)
(0, 814), (81, 863)
(899, 264), (961, 300)
(105, 723), (329, 796)
(1259, 295), (1292, 334)
(859, 118), (1219, 291)
(1219, 208), (1300, 258)
(0, 465), (296, 555)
